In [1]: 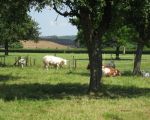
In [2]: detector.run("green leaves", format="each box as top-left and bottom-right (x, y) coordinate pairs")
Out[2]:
(0, 0), (40, 46)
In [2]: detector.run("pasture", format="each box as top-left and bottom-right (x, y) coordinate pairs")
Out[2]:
(0, 53), (150, 120)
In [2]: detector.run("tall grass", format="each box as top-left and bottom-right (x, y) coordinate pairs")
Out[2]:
(0, 53), (150, 120)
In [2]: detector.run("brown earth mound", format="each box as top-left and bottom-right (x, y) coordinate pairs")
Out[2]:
(21, 40), (70, 49)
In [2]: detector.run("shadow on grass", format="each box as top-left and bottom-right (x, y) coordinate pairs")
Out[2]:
(67, 71), (90, 76)
(0, 74), (24, 82)
(121, 71), (133, 76)
(0, 83), (149, 101)
(103, 58), (133, 61)
(67, 70), (135, 77)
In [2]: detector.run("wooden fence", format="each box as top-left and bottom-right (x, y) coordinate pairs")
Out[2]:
(14, 56), (36, 67)
(0, 56), (6, 66)
(0, 49), (150, 54)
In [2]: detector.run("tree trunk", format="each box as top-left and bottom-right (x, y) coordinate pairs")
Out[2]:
(123, 46), (126, 54)
(4, 40), (9, 56)
(88, 39), (102, 93)
(115, 46), (120, 60)
(133, 43), (144, 75)
(78, 0), (112, 93)
(79, 7), (102, 93)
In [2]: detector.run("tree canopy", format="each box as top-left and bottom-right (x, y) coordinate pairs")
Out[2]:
(125, 0), (150, 75)
(0, 0), (40, 55)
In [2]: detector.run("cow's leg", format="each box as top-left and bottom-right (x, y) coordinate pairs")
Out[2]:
(56, 64), (59, 70)
(45, 63), (49, 70)
(21, 64), (24, 68)
(46, 65), (49, 70)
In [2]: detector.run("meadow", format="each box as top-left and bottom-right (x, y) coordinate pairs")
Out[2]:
(0, 53), (150, 120)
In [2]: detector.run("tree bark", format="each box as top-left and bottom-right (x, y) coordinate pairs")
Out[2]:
(88, 41), (102, 93)
(115, 46), (120, 60)
(79, 0), (112, 93)
(4, 40), (9, 56)
(133, 43), (144, 75)
(79, 7), (102, 93)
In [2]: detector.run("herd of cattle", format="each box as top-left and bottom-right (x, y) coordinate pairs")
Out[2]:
(16, 55), (149, 77)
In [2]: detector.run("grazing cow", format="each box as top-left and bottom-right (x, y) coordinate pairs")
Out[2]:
(43, 55), (67, 70)
(102, 65), (121, 77)
(18, 58), (26, 68)
(141, 71), (150, 78)
(14, 56), (27, 68)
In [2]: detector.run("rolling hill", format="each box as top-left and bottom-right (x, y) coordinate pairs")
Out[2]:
(21, 35), (77, 49)
(21, 40), (71, 49)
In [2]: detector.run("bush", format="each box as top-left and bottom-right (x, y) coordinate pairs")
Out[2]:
(9, 42), (23, 49)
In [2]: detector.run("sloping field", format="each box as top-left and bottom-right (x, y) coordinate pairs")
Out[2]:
(21, 40), (71, 49)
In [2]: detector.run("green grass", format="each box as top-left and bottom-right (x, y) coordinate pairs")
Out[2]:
(0, 53), (150, 120)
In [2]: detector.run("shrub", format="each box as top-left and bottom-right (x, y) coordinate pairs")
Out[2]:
(9, 42), (23, 49)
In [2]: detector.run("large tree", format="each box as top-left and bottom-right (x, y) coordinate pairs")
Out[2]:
(0, 0), (28, 55)
(0, 0), (40, 55)
(58, 0), (113, 92)
(102, 3), (138, 60)
(0, 15), (40, 55)
(103, 25), (137, 60)
(33, 0), (117, 92)
(126, 0), (150, 75)
(18, 0), (113, 92)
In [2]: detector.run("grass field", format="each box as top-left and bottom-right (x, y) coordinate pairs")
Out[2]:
(21, 40), (70, 49)
(0, 53), (150, 120)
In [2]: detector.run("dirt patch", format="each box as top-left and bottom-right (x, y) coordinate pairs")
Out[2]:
(21, 40), (71, 49)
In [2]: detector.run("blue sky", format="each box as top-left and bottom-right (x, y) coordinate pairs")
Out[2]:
(29, 7), (78, 36)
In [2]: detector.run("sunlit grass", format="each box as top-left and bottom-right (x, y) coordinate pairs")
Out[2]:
(0, 53), (150, 120)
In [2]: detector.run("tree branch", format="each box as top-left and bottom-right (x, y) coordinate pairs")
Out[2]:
(98, 0), (112, 35)
(53, 3), (80, 18)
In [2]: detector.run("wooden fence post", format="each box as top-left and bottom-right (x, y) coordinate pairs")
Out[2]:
(69, 60), (71, 70)
(30, 57), (32, 66)
(75, 59), (77, 69)
(72, 56), (75, 69)
(33, 59), (36, 66)
(18, 56), (21, 66)
(0, 57), (2, 64)
(26, 56), (29, 66)
(0, 56), (6, 66)
(123, 46), (126, 54)
(14, 57), (17, 66)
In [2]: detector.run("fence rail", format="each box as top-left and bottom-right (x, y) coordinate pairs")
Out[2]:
(0, 49), (150, 54)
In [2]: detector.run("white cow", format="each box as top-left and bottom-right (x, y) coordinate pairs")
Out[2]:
(43, 55), (67, 70)
(18, 58), (26, 68)
(141, 71), (150, 78)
